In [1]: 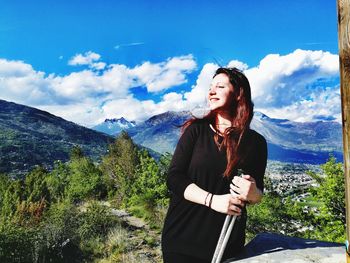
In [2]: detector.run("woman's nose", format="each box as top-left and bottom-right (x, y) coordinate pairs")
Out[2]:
(209, 87), (216, 95)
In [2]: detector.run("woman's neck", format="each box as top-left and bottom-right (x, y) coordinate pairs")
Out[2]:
(215, 112), (232, 133)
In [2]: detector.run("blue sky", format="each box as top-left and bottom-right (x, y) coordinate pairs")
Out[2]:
(0, 0), (340, 126)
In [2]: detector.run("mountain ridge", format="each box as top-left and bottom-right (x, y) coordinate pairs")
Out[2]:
(92, 117), (136, 135)
(0, 99), (113, 176)
(0, 99), (343, 177)
(103, 110), (343, 164)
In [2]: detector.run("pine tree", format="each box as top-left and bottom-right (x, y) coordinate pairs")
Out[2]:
(101, 131), (139, 205)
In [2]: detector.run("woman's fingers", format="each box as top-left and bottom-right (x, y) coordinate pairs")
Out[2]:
(211, 193), (246, 215)
(242, 174), (254, 181)
(230, 196), (244, 206)
(230, 204), (241, 212)
(231, 175), (257, 201)
(227, 195), (244, 215)
(230, 185), (248, 200)
(230, 187), (239, 196)
(230, 184), (240, 194)
(232, 175), (256, 187)
(228, 203), (241, 215)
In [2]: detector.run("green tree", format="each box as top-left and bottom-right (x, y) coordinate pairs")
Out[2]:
(24, 166), (50, 203)
(0, 180), (23, 224)
(0, 174), (11, 213)
(101, 131), (139, 205)
(66, 156), (105, 202)
(309, 156), (345, 223)
(127, 151), (170, 227)
(303, 156), (346, 242)
(131, 150), (168, 203)
(70, 145), (85, 160)
(45, 161), (71, 203)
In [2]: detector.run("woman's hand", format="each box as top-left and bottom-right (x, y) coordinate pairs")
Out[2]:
(210, 194), (244, 215)
(230, 175), (263, 204)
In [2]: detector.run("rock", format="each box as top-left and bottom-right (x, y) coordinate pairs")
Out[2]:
(111, 209), (147, 229)
(111, 209), (129, 217)
(227, 233), (345, 263)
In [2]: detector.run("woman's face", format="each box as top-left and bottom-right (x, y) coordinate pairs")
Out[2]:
(208, 73), (235, 112)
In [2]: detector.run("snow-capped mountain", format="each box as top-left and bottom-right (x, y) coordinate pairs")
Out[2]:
(124, 111), (343, 164)
(92, 117), (136, 135)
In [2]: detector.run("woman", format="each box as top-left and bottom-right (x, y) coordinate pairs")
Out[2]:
(161, 67), (268, 263)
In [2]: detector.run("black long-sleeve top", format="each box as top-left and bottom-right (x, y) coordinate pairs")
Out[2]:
(161, 119), (267, 261)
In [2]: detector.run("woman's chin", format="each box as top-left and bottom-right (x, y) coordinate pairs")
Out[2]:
(209, 104), (221, 111)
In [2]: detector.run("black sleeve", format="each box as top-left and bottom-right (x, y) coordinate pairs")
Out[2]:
(242, 132), (268, 193)
(166, 122), (199, 197)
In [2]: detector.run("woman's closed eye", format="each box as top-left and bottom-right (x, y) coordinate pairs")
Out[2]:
(209, 85), (226, 90)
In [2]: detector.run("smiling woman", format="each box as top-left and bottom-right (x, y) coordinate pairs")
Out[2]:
(161, 67), (267, 262)
(208, 73), (235, 114)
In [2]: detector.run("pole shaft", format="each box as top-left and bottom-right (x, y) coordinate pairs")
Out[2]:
(337, 0), (350, 259)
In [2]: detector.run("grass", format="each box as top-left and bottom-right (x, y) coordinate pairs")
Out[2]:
(105, 225), (130, 254)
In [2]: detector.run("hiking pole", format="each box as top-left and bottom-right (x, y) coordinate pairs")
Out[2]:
(211, 214), (232, 263)
(211, 214), (237, 263)
(211, 170), (244, 263)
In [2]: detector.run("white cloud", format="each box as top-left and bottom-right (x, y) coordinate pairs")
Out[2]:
(91, 62), (107, 70)
(68, 51), (106, 70)
(256, 87), (341, 122)
(100, 93), (189, 125)
(0, 59), (58, 105)
(227, 60), (248, 71)
(130, 55), (197, 92)
(165, 56), (197, 71)
(68, 51), (101, 66)
(0, 54), (196, 125)
(38, 100), (104, 127)
(0, 49), (341, 126)
(101, 96), (157, 124)
(159, 92), (187, 112)
(52, 70), (104, 99)
(130, 62), (162, 86)
(182, 50), (340, 122)
(242, 49), (340, 122)
(100, 64), (134, 97)
(51, 64), (133, 102)
(0, 58), (35, 77)
(245, 49), (339, 108)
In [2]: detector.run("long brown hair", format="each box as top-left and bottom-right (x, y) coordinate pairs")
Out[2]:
(183, 67), (254, 177)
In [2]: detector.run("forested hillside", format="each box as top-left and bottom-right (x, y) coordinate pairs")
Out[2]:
(0, 131), (345, 262)
(0, 99), (113, 177)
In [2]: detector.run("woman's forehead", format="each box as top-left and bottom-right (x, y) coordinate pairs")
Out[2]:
(211, 73), (231, 84)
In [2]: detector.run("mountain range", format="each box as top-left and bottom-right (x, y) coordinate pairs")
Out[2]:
(0, 99), (344, 176)
(0, 99), (113, 176)
(93, 111), (343, 164)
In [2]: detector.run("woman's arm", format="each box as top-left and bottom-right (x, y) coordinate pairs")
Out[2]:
(184, 183), (244, 216)
(166, 124), (198, 197)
